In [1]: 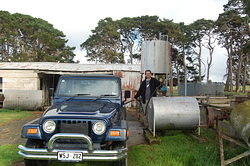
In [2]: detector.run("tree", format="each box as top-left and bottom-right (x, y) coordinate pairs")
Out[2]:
(216, 10), (249, 92)
(0, 11), (75, 62)
(223, 0), (250, 91)
(201, 20), (216, 82)
(81, 16), (201, 83)
(224, 0), (250, 16)
(117, 17), (140, 64)
(244, 0), (250, 15)
(81, 18), (124, 63)
(135, 15), (160, 40)
(173, 23), (199, 83)
(189, 19), (207, 82)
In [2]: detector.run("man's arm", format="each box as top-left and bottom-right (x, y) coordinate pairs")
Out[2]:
(155, 78), (161, 88)
(134, 84), (143, 99)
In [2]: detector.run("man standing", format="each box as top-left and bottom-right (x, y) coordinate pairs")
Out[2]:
(133, 70), (161, 105)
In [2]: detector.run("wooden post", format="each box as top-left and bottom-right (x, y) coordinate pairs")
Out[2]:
(219, 131), (225, 166)
(225, 151), (250, 165)
(218, 121), (250, 165)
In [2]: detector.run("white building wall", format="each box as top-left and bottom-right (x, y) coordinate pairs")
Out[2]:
(0, 70), (43, 110)
(0, 70), (40, 90)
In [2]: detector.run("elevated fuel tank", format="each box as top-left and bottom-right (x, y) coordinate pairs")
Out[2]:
(230, 100), (250, 147)
(147, 97), (200, 136)
(141, 40), (171, 74)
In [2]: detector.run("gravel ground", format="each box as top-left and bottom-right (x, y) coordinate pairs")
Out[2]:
(0, 111), (42, 145)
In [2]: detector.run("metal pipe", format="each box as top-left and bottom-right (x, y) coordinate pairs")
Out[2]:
(48, 133), (93, 151)
(18, 151), (126, 161)
(18, 145), (127, 155)
(18, 145), (127, 161)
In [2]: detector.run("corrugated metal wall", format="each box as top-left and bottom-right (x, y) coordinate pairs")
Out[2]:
(178, 82), (224, 96)
(3, 90), (43, 110)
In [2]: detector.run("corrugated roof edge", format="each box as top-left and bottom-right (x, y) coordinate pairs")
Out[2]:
(0, 62), (140, 72)
(61, 74), (120, 78)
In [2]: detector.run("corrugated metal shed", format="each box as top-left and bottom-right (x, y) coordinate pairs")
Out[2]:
(0, 62), (140, 72)
(0, 62), (142, 109)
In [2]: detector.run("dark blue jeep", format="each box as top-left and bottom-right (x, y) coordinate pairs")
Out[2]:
(18, 75), (129, 166)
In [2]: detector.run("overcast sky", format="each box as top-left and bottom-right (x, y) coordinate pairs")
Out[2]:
(1, 0), (229, 82)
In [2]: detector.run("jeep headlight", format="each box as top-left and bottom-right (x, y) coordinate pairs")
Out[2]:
(43, 120), (56, 133)
(92, 121), (106, 135)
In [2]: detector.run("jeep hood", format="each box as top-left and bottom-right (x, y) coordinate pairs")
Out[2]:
(44, 100), (119, 117)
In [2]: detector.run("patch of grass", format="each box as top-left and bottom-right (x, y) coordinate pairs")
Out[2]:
(0, 144), (22, 166)
(0, 109), (32, 125)
(128, 129), (250, 166)
(224, 91), (248, 96)
(3, 129), (250, 166)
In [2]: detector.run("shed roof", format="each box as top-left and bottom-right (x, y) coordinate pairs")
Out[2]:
(0, 62), (140, 72)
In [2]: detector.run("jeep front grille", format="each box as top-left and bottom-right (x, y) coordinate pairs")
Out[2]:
(57, 120), (90, 135)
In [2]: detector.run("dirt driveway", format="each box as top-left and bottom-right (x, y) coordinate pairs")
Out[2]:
(0, 111), (42, 145)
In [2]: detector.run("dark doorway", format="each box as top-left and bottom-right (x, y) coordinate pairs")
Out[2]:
(39, 73), (60, 106)
(0, 77), (2, 92)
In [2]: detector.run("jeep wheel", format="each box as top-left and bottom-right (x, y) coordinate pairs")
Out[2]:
(113, 158), (127, 166)
(24, 139), (49, 166)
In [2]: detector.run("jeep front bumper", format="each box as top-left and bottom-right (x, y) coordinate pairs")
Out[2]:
(18, 133), (127, 161)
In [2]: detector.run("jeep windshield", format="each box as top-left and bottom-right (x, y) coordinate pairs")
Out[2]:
(56, 78), (120, 97)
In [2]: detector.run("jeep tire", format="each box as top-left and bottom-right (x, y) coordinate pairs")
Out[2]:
(113, 158), (127, 166)
(24, 139), (49, 166)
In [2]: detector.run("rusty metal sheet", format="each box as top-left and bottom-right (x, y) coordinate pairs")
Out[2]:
(113, 71), (141, 91)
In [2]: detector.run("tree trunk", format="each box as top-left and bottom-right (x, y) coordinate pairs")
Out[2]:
(128, 42), (134, 64)
(235, 53), (243, 92)
(176, 66), (180, 93)
(228, 46), (233, 92)
(197, 42), (202, 82)
(206, 49), (213, 82)
(183, 45), (187, 96)
(225, 75), (230, 92)
(242, 57), (247, 93)
(206, 36), (214, 82)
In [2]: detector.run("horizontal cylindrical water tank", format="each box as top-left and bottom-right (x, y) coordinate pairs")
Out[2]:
(230, 100), (250, 147)
(141, 40), (171, 74)
(147, 97), (200, 136)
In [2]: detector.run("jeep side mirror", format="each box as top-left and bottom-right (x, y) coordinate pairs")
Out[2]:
(124, 90), (131, 100)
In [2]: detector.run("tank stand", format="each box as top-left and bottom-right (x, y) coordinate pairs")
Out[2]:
(143, 129), (161, 144)
(218, 127), (250, 166)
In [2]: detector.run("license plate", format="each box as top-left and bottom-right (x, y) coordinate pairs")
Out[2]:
(57, 152), (83, 161)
